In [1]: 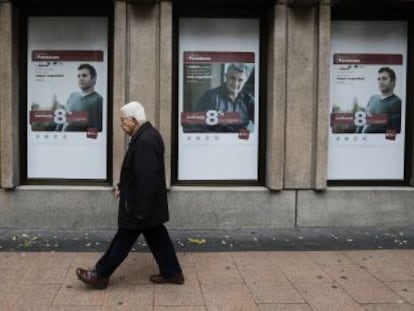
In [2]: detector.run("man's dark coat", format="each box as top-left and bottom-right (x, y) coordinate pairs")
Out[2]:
(117, 121), (169, 229)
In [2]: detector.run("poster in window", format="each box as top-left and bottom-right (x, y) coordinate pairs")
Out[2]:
(328, 21), (407, 180)
(178, 18), (260, 180)
(27, 17), (108, 179)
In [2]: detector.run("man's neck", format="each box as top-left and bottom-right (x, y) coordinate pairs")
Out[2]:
(81, 89), (94, 96)
(130, 123), (142, 137)
(228, 93), (239, 101)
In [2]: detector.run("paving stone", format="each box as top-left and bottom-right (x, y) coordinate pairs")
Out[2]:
(385, 281), (414, 304)
(53, 282), (105, 306)
(307, 251), (357, 266)
(295, 281), (366, 311)
(1, 283), (60, 310)
(201, 283), (259, 311)
(258, 304), (312, 311)
(155, 283), (204, 306)
(154, 307), (207, 311)
(362, 304), (414, 311)
(322, 265), (404, 303)
(0, 250), (413, 310)
(103, 284), (153, 307)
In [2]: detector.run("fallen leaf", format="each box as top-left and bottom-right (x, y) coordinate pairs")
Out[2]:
(188, 238), (206, 244)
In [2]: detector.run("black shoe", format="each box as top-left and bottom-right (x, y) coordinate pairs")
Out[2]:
(76, 267), (109, 289)
(150, 272), (185, 285)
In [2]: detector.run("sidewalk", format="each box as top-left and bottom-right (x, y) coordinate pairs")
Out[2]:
(0, 249), (413, 311)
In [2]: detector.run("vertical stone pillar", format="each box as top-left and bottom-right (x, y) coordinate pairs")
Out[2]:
(0, 1), (19, 189)
(266, 2), (288, 190)
(127, 2), (159, 121)
(284, 5), (317, 189)
(314, 1), (331, 190)
(112, 0), (128, 186)
(159, 0), (173, 188)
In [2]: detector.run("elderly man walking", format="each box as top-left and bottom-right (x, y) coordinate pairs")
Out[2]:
(76, 101), (184, 289)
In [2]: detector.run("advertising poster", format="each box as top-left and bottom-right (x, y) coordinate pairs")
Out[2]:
(178, 18), (260, 180)
(328, 21), (407, 180)
(27, 17), (108, 179)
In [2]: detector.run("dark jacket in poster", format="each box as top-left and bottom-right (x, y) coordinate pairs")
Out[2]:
(117, 121), (169, 229)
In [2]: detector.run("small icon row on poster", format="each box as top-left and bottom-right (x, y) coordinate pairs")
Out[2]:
(35, 134), (68, 140)
(186, 135), (220, 141)
(336, 135), (367, 142)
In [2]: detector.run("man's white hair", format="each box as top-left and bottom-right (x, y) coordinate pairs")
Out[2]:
(121, 101), (146, 123)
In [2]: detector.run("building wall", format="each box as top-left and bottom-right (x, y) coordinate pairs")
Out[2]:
(0, 0), (413, 232)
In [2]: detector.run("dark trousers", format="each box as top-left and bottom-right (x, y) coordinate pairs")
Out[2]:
(95, 224), (182, 278)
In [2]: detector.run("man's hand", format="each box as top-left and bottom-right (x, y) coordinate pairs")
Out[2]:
(114, 188), (120, 198)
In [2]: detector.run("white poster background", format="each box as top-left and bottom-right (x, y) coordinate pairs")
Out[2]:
(178, 18), (260, 180)
(27, 17), (108, 179)
(328, 21), (407, 180)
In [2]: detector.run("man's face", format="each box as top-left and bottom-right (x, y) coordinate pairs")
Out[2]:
(377, 71), (394, 94)
(224, 69), (248, 97)
(120, 111), (138, 136)
(77, 68), (96, 92)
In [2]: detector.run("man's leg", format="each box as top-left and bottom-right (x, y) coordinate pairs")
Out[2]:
(95, 228), (141, 277)
(143, 224), (182, 278)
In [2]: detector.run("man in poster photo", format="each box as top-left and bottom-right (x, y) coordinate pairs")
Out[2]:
(360, 66), (402, 134)
(195, 63), (255, 133)
(60, 63), (103, 132)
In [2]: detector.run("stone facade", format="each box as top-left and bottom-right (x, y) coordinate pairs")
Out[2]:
(0, 0), (413, 232)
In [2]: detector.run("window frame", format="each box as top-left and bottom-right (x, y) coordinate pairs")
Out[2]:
(18, 1), (114, 186)
(328, 3), (414, 186)
(171, 5), (269, 186)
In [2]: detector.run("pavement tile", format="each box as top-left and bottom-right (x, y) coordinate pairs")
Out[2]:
(31, 252), (76, 269)
(385, 281), (414, 304)
(48, 307), (102, 311)
(176, 252), (195, 268)
(194, 253), (243, 285)
(307, 251), (357, 266)
(247, 284), (304, 304)
(1, 304), (49, 311)
(102, 304), (153, 311)
(344, 250), (414, 282)
(231, 251), (287, 267)
(0, 290), (9, 307)
(0, 252), (39, 268)
(268, 252), (316, 268)
(154, 307), (207, 311)
(279, 264), (332, 284)
(201, 283), (259, 311)
(154, 282), (204, 306)
(0, 266), (27, 291)
(362, 304), (414, 311)
(239, 265), (303, 304)
(295, 281), (366, 311)
(192, 252), (234, 268)
(53, 282), (105, 306)
(195, 265), (244, 285)
(21, 265), (70, 284)
(1, 283), (60, 311)
(238, 265), (292, 286)
(0, 250), (413, 310)
(258, 304), (312, 311)
(322, 265), (404, 303)
(103, 284), (153, 308)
